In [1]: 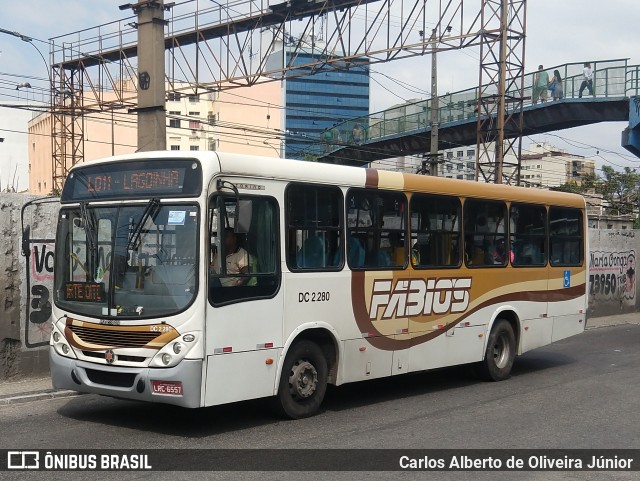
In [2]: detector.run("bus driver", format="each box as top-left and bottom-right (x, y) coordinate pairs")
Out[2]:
(211, 228), (250, 286)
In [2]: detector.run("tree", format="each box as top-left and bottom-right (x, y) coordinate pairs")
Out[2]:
(550, 173), (597, 194)
(597, 166), (640, 215)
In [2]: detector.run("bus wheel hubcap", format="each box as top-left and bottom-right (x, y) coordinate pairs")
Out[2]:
(289, 360), (318, 400)
(493, 333), (510, 369)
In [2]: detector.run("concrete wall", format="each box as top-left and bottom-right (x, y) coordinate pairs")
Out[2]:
(1, 193), (58, 380)
(588, 229), (639, 318)
(1, 192), (638, 380)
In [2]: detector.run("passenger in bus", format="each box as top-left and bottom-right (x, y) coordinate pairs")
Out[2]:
(348, 236), (366, 267)
(491, 238), (507, 264)
(297, 235), (326, 268)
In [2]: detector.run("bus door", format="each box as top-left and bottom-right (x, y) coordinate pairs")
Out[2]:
(547, 207), (587, 342)
(204, 192), (283, 406)
(508, 203), (551, 352)
(408, 194), (470, 372)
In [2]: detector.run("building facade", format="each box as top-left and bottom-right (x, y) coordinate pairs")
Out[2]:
(520, 141), (595, 188)
(27, 81), (281, 194)
(278, 48), (370, 160)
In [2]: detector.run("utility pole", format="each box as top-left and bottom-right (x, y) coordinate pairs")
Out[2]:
(419, 27), (449, 176)
(120, 1), (170, 152)
(429, 28), (439, 177)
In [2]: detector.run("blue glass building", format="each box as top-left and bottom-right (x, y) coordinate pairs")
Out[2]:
(282, 51), (370, 160)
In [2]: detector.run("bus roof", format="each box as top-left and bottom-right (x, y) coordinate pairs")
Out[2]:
(72, 151), (586, 208)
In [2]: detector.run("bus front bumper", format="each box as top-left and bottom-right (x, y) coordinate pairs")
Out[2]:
(50, 349), (203, 408)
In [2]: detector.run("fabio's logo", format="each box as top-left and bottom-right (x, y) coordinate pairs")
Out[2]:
(369, 277), (472, 319)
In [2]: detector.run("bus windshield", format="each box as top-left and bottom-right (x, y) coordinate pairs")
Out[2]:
(54, 202), (199, 319)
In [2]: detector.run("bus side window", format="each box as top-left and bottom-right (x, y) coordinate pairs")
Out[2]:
(510, 203), (547, 267)
(286, 183), (343, 271)
(346, 188), (407, 270)
(209, 195), (280, 305)
(549, 207), (583, 266)
(463, 199), (507, 267)
(410, 194), (461, 268)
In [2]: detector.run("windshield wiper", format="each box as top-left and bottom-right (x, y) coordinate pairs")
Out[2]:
(126, 198), (160, 251)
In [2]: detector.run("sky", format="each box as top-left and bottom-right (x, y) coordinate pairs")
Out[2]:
(0, 0), (638, 190)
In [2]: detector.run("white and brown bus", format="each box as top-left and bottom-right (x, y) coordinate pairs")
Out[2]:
(48, 151), (587, 418)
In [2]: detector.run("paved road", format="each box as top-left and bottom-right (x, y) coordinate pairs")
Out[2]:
(2, 324), (639, 481)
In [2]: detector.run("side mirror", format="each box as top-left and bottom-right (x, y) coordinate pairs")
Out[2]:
(21, 225), (31, 257)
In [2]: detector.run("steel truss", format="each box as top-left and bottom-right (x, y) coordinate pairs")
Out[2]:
(475, 0), (526, 184)
(48, 0), (524, 189)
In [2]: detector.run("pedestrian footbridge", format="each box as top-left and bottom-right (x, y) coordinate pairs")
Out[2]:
(317, 59), (640, 165)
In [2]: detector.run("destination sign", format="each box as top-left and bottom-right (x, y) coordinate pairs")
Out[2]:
(61, 159), (203, 202)
(64, 282), (106, 303)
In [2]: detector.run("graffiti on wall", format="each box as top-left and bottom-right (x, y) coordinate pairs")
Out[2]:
(24, 240), (55, 348)
(589, 250), (636, 305)
(21, 197), (60, 350)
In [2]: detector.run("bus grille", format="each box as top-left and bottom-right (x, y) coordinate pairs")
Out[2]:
(85, 369), (137, 388)
(68, 325), (160, 348)
(82, 351), (146, 363)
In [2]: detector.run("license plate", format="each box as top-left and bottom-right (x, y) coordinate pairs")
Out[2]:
(151, 380), (183, 396)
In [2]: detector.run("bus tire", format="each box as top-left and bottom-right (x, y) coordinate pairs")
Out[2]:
(476, 319), (515, 381)
(275, 340), (328, 419)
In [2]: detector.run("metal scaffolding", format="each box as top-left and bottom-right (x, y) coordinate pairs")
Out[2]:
(475, 0), (526, 184)
(48, 0), (526, 190)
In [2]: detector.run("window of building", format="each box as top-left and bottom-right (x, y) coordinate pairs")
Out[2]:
(456, 174), (464, 179)
(208, 140), (217, 151)
(549, 207), (583, 266)
(167, 92), (181, 101)
(410, 194), (461, 268)
(446, 152), (453, 160)
(286, 184), (343, 271)
(456, 151), (463, 158)
(467, 149), (475, 158)
(447, 164), (453, 173)
(457, 163), (463, 171)
(464, 199), (507, 267)
(188, 94), (198, 102)
(510, 204), (546, 266)
(168, 111), (181, 128)
(190, 146), (199, 151)
(188, 111), (201, 130)
(170, 145), (180, 151)
(346, 189), (407, 269)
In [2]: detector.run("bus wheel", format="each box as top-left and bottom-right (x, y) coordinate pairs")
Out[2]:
(276, 340), (328, 419)
(477, 319), (515, 381)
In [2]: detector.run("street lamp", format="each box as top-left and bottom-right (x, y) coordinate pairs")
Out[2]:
(0, 28), (51, 105)
(0, 28), (49, 78)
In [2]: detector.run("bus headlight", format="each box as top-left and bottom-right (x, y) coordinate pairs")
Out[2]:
(50, 320), (77, 360)
(150, 331), (199, 368)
